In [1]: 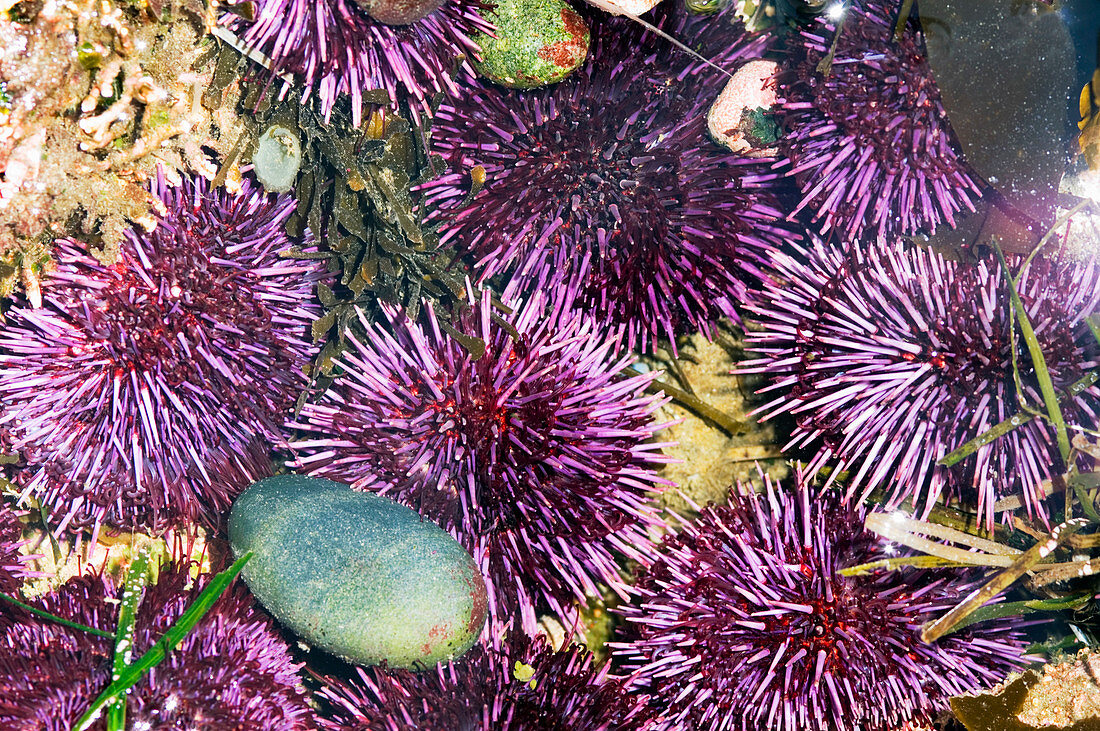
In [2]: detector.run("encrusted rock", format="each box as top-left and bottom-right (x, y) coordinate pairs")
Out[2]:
(953, 651), (1100, 730)
(473, 0), (589, 89)
(707, 58), (780, 156)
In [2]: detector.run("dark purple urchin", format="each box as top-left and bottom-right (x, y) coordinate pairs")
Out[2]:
(287, 283), (670, 621)
(316, 630), (656, 730)
(419, 4), (788, 352)
(0, 174), (324, 535)
(739, 237), (1100, 526)
(612, 477), (1034, 731)
(223, 0), (492, 125)
(0, 563), (318, 729)
(777, 0), (982, 243)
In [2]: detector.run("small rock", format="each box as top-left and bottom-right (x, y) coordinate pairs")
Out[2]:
(252, 125), (301, 194)
(474, 0), (590, 89)
(229, 475), (488, 669)
(707, 59), (780, 156)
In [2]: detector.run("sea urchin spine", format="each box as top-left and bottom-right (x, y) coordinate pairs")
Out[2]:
(777, 0), (982, 243)
(316, 629), (656, 730)
(224, 0), (492, 125)
(739, 236), (1100, 525)
(419, 3), (788, 351)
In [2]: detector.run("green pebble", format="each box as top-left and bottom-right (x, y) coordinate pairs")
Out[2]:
(473, 0), (590, 89)
(252, 125), (301, 194)
(228, 475), (488, 669)
(76, 42), (104, 70)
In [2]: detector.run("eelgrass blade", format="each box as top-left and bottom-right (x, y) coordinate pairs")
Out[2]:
(993, 242), (1071, 463)
(921, 519), (1088, 642)
(939, 372), (1100, 468)
(75, 552), (252, 731)
(838, 555), (977, 576)
(107, 546), (155, 731)
(0, 592), (114, 639)
(951, 592), (1090, 633)
(863, 513), (1016, 568)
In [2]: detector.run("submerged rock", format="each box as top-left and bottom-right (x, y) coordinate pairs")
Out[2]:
(952, 651), (1100, 730)
(229, 475), (488, 669)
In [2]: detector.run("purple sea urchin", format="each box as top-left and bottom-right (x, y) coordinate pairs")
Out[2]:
(612, 477), (1034, 731)
(420, 4), (787, 351)
(740, 237), (1100, 525)
(317, 630), (656, 730)
(223, 0), (492, 125)
(0, 563), (318, 729)
(287, 284), (670, 621)
(777, 0), (982, 243)
(0, 174), (324, 535)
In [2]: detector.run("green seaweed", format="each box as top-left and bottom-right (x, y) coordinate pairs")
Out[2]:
(1088, 313), (1100, 348)
(739, 107), (780, 147)
(996, 239), (1100, 524)
(921, 518), (1089, 642)
(106, 546), (156, 730)
(993, 241), (1073, 461)
(938, 372), (1100, 468)
(0, 592), (115, 639)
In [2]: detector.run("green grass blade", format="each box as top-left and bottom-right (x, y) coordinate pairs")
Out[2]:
(75, 552), (252, 731)
(993, 242), (1070, 463)
(838, 555), (976, 576)
(107, 546), (155, 731)
(0, 592), (115, 639)
(950, 592), (1091, 633)
(1088, 314), (1100, 349)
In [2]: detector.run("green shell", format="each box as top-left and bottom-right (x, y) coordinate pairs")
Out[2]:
(228, 475), (488, 669)
(473, 0), (590, 89)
